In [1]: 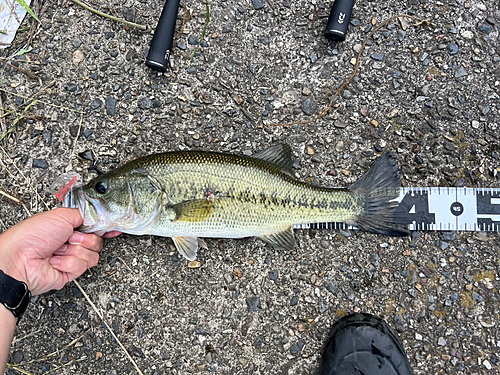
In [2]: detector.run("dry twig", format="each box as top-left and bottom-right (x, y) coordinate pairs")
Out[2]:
(73, 280), (144, 375)
(71, 0), (147, 30)
(0, 60), (38, 79)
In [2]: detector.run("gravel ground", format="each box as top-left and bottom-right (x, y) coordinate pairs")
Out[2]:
(1, 0), (500, 374)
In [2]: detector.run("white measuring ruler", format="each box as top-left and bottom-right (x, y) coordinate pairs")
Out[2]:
(293, 187), (500, 232)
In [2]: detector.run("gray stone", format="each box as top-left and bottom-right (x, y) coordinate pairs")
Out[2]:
(455, 66), (467, 78)
(64, 82), (77, 92)
(188, 36), (198, 45)
(394, 314), (405, 332)
(91, 98), (103, 110)
(72, 37), (82, 48)
(324, 281), (337, 295)
(246, 296), (262, 312)
(448, 44), (458, 55)
(12, 351), (23, 363)
(301, 98), (316, 115)
(319, 299), (329, 314)
(138, 97), (152, 110)
(123, 8), (136, 22)
(472, 292), (483, 303)
(440, 231), (457, 241)
(251, 0), (265, 10)
(32, 159), (48, 169)
(78, 150), (93, 161)
(106, 98), (116, 116)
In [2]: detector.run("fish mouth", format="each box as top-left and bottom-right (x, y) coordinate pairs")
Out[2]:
(73, 188), (112, 236)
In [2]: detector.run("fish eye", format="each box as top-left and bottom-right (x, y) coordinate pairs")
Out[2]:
(95, 181), (107, 194)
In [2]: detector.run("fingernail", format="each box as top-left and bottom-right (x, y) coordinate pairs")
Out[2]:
(69, 232), (84, 244)
(57, 244), (68, 253)
(49, 257), (61, 266)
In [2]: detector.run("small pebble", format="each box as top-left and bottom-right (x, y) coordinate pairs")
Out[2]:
(324, 281), (337, 295)
(138, 97), (152, 110)
(447, 44), (458, 55)
(64, 83), (78, 92)
(251, 0), (265, 10)
(455, 66), (467, 78)
(246, 297), (262, 312)
(32, 159), (48, 169)
(91, 98), (103, 110)
(123, 7), (136, 22)
(106, 98), (116, 116)
(188, 36), (198, 45)
(301, 98), (316, 115)
(472, 292), (483, 303)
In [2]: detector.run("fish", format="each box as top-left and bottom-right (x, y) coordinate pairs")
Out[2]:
(72, 144), (408, 260)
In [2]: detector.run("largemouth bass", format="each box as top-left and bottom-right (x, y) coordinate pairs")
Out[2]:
(71, 144), (408, 260)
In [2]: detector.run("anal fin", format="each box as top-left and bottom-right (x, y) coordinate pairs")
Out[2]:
(260, 226), (296, 251)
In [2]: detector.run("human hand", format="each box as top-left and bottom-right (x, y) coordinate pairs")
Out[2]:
(0, 208), (120, 295)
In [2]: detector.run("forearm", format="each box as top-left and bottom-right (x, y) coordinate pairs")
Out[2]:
(0, 304), (17, 373)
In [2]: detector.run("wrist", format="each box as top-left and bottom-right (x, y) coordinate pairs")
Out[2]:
(0, 231), (30, 288)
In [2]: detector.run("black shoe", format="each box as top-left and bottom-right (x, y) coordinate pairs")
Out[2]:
(318, 313), (413, 375)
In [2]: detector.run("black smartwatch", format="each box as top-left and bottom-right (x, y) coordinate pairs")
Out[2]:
(0, 270), (31, 321)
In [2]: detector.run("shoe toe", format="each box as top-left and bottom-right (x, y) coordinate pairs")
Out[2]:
(319, 313), (413, 375)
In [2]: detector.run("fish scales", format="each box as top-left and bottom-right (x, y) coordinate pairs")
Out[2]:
(111, 151), (361, 237)
(74, 144), (408, 260)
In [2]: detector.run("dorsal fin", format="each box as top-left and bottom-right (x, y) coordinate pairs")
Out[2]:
(253, 144), (294, 174)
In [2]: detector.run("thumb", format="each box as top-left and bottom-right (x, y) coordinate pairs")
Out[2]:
(46, 207), (84, 229)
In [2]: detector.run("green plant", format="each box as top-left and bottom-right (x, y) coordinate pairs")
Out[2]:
(191, 1), (210, 61)
(15, 0), (41, 23)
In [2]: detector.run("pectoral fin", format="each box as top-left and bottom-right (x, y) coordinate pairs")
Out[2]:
(172, 237), (200, 261)
(170, 199), (215, 222)
(260, 226), (296, 251)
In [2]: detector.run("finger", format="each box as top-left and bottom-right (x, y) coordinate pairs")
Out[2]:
(103, 231), (122, 238)
(68, 232), (103, 252)
(54, 244), (100, 268)
(46, 207), (84, 229)
(49, 250), (100, 277)
(49, 256), (88, 280)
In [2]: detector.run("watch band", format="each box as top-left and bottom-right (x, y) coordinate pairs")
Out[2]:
(0, 270), (31, 321)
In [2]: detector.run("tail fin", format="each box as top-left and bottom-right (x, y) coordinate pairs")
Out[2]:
(349, 153), (409, 237)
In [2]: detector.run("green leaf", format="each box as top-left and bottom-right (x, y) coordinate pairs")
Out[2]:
(190, 1), (210, 61)
(15, 0), (41, 23)
(17, 46), (33, 56)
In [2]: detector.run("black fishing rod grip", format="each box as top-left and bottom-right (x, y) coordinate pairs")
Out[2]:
(145, 0), (181, 72)
(324, 0), (354, 42)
